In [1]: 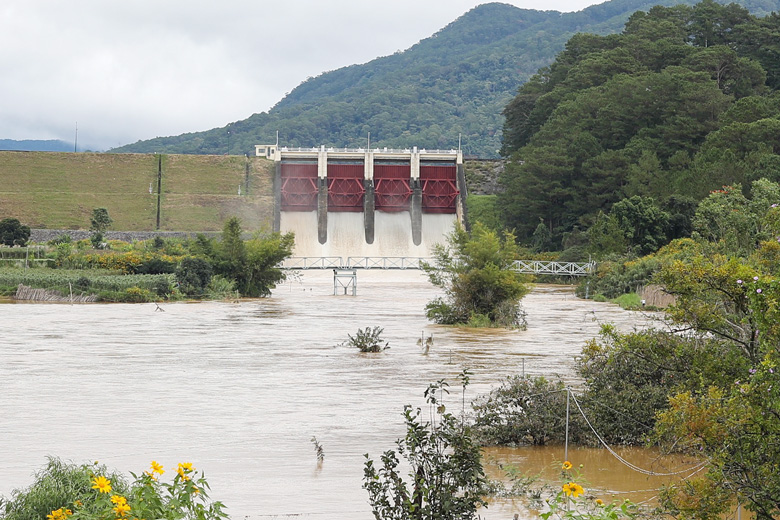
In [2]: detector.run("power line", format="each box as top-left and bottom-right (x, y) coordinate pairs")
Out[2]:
(569, 390), (707, 477)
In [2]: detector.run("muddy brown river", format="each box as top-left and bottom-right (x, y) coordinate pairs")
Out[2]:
(0, 270), (692, 518)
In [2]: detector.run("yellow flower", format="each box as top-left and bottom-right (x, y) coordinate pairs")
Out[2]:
(113, 502), (131, 518)
(150, 460), (164, 475)
(562, 461), (573, 470)
(595, 499), (604, 506)
(47, 508), (73, 520)
(91, 475), (112, 494)
(110, 495), (127, 506)
(565, 482), (584, 498)
(177, 462), (194, 479)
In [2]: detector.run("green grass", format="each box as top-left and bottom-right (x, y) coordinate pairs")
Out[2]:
(611, 292), (642, 310)
(0, 151), (274, 231)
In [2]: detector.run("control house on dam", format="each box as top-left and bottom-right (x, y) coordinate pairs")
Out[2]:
(255, 144), (466, 258)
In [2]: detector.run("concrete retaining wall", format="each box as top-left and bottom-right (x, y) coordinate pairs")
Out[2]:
(30, 229), (218, 243)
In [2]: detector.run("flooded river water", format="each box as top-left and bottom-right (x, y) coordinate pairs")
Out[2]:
(0, 270), (688, 518)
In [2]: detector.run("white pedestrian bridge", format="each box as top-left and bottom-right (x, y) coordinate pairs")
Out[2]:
(280, 257), (596, 276)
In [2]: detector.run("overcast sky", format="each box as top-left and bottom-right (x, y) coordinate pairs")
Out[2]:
(1, 0), (605, 150)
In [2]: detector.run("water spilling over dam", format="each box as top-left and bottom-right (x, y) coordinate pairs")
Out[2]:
(257, 145), (465, 257)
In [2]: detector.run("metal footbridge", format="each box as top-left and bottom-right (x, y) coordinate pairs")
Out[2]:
(281, 257), (595, 276)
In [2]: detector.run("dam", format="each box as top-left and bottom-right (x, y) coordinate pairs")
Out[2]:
(256, 144), (465, 258)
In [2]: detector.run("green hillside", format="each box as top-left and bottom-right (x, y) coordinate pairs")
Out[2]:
(0, 152), (274, 232)
(111, 0), (780, 159)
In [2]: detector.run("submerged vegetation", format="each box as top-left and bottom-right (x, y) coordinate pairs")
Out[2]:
(346, 326), (390, 353)
(422, 223), (530, 328)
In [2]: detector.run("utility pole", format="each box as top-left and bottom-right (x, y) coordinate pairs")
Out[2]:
(564, 387), (570, 462)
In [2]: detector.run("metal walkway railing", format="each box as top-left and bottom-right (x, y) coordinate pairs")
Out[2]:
(511, 260), (596, 276)
(281, 257), (427, 270)
(281, 257), (596, 275)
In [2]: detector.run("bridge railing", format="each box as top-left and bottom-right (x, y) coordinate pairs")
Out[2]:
(347, 257), (428, 270)
(281, 257), (343, 269)
(512, 260), (596, 276)
(280, 257), (596, 275)
(279, 147), (459, 155)
(281, 256), (431, 269)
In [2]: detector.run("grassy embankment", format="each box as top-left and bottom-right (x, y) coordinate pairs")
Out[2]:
(0, 151), (274, 231)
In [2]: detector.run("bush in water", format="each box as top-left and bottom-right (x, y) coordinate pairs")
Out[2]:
(347, 326), (389, 352)
(472, 375), (590, 447)
(364, 376), (488, 519)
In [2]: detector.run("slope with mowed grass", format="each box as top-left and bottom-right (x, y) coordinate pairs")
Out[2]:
(0, 151), (274, 232)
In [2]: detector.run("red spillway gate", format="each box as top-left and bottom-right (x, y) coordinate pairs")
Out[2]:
(375, 164), (412, 212)
(327, 163), (364, 211)
(280, 163), (318, 211)
(421, 163), (458, 213)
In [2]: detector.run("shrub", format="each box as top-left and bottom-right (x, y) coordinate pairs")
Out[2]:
(152, 277), (172, 298)
(0, 458), (128, 520)
(74, 277), (91, 292)
(1, 459), (226, 520)
(123, 286), (154, 303)
(175, 257), (213, 296)
(0, 218), (31, 247)
(577, 325), (750, 445)
(135, 257), (176, 275)
(422, 223), (530, 328)
(364, 377), (488, 519)
(48, 234), (72, 246)
(472, 376), (590, 446)
(89, 232), (104, 250)
(205, 275), (237, 300)
(346, 326), (389, 352)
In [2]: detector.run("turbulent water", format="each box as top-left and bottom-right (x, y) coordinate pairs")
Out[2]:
(0, 271), (684, 519)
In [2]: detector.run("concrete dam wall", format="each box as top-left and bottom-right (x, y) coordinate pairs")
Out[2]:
(260, 145), (466, 258)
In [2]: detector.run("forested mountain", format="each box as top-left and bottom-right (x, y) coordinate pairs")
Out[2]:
(498, 0), (780, 248)
(111, 0), (778, 158)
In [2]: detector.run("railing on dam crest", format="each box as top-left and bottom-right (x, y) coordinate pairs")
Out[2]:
(280, 257), (596, 275)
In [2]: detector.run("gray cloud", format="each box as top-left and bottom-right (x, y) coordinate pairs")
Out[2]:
(0, 0), (602, 150)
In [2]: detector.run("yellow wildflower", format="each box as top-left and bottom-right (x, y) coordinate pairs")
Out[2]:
(150, 460), (164, 475)
(595, 498), (604, 506)
(562, 461), (573, 470)
(563, 482), (584, 498)
(46, 508), (73, 520)
(177, 462), (194, 480)
(113, 502), (131, 518)
(110, 496), (127, 506)
(91, 475), (112, 494)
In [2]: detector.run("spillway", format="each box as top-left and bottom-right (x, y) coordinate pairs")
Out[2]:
(260, 145), (466, 259)
(280, 211), (457, 257)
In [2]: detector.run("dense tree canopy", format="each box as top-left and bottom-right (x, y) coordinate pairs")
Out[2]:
(499, 0), (780, 248)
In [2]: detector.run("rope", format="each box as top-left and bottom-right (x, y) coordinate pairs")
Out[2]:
(569, 390), (708, 477)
